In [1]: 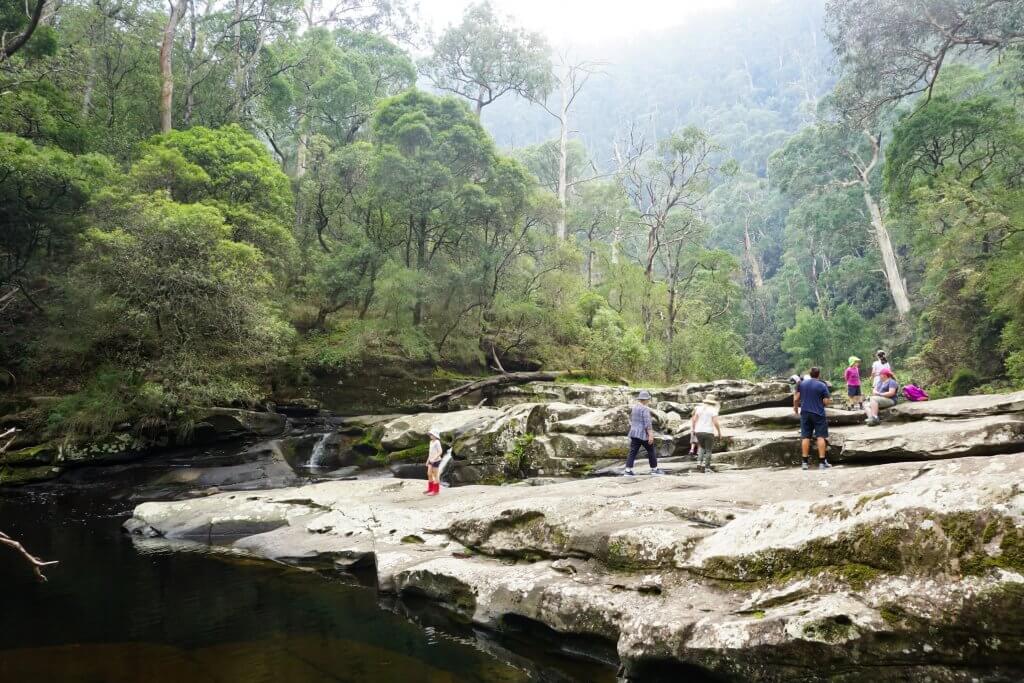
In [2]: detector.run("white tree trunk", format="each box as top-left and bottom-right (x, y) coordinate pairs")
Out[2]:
(863, 189), (911, 319)
(556, 74), (569, 241)
(159, 0), (185, 133)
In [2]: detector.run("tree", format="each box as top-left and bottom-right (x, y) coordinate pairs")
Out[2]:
(159, 0), (186, 132)
(827, 0), (1024, 121)
(770, 124), (912, 320)
(1, 0), (49, 62)
(421, 1), (553, 117)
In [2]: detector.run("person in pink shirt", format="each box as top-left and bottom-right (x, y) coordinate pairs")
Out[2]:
(845, 356), (863, 409)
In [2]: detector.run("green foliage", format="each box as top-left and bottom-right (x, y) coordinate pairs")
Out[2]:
(782, 306), (876, 379)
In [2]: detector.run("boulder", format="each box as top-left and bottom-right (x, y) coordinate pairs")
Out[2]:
(888, 391), (1024, 421)
(549, 406), (630, 436)
(836, 415), (1024, 462)
(380, 409), (501, 451)
(126, 454), (1024, 682)
(335, 413), (405, 434)
(721, 407), (865, 430)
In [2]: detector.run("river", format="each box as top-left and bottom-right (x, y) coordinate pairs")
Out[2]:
(0, 444), (618, 683)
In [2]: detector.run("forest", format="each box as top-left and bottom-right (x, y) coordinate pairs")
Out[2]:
(2, 0), (1023, 439)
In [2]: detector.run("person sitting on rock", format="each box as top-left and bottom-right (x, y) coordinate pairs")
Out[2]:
(624, 390), (665, 476)
(865, 368), (899, 426)
(424, 428), (443, 496)
(691, 395), (722, 474)
(794, 367), (832, 470)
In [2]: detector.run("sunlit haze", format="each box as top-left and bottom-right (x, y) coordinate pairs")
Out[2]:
(424, 0), (738, 44)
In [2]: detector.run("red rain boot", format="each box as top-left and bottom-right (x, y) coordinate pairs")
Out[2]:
(427, 481), (439, 496)
(423, 480), (433, 494)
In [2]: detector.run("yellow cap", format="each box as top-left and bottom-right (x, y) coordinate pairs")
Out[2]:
(849, 356), (861, 365)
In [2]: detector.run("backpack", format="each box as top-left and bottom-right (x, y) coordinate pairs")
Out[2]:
(903, 384), (929, 402)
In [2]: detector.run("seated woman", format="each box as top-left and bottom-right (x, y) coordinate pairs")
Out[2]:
(864, 368), (899, 426)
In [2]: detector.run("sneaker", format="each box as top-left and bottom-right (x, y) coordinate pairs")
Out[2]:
(801, 460), (809, 470)
(868, 417), (880, 427)
(650, 468), (666, 476)
(622, 468), (635, 477)
(819, 460), (832, 470)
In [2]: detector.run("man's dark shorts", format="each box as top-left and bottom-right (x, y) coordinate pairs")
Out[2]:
(800, 411), (829, 439)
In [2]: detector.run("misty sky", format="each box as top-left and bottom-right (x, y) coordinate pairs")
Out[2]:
(424, 0), (738, 43)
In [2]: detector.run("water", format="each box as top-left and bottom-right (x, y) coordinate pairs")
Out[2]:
(0, 473), (617, 683)
(307, 432), (330, 468)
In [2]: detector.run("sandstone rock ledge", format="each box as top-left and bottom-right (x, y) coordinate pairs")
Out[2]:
(126, 454), (1024, 682)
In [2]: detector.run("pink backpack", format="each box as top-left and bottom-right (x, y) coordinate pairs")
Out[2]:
(903, 385), (929, 402)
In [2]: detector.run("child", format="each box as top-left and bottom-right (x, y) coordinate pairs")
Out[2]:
(424, 428), (443, 496)
(691, 396), (722, 474)
(845, 356), (863, 409)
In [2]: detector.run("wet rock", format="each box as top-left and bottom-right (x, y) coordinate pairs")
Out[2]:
(192, 408), (286, 440)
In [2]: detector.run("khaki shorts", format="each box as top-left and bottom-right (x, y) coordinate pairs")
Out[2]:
(874, 397), (896, 409)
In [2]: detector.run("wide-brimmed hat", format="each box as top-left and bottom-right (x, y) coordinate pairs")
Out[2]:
(637, 390), (652, 400)
(876, 349), (886, 358)
(427, 428), (441, 439)
(702, 395), (720, 406)
(849, 356), (861, 365)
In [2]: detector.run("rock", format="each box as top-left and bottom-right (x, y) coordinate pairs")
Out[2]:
(57, 432), (154, 465)
(192, 407), (286, 440)
(2, 442), (57, 465)
(549, 406), (631, 436)
(125, 454), (1024, 682)
(335, 413), (406, 434)
(523, 402), (592, 433)
(721, 407), (865, 429)
(524, 433), (677, 475)
(0, 464), (62, 485)
(380, 409), (502, 451)
(269, 398), (322, 417)
(836, 415), (1024, 462)
(888, 391), (1024, 421)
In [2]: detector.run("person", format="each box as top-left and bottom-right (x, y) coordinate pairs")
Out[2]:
(845, 356), (864, 409)
(794, 367), (832, 470)
(865, 368), (899, 425)
(424, 428), (444, 496)
(871, 350), (891, 392)
(691, 395), (722, 473)
(624, 390), (665, 476)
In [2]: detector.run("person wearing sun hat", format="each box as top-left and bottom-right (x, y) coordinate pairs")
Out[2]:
(845, 356), (863, 409)
(864, 367), (899, 426)
(691, 395), (723, 473)
(624, 390), (665, 476)
(423, 428), (444, 496)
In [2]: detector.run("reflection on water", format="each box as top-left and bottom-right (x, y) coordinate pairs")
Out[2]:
(0, 488), (616, 683)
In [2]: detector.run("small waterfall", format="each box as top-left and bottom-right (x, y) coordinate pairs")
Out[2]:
(308, 432), (331, 468)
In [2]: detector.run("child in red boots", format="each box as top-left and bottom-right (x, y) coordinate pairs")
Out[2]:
(424, 428), (443, 496)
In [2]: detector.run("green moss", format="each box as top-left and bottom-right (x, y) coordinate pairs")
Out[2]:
(387, 443), (429, 462)
(503, 433), (535, 479)
(352, 426), (385, 458)
(0, 464), (59, 486)
(751, 610), (766, 619)
(2, 442), (56, 465)
(400, 535), (425, 544)
(982, 519), (1000, 544)
(802, 615), (858, 643)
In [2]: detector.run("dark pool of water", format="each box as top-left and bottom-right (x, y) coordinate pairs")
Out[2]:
(0, 482), (617, 683)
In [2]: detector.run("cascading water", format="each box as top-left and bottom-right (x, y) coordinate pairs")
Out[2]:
(308, 432), (331, 468)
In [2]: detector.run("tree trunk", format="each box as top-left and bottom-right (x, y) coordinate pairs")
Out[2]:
(412, 216), (427, 326)
(232, 0), (243, 119)
(426, 371), (569, 406)
(159, 0), (185, 133)
(556, 75), (569, 241)
(863, 189), (911, 319)
(743, 220), (764, 288)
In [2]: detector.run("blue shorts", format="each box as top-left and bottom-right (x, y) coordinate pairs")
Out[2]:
(847, 385), (862, 397)
(800, 412), (828, 439)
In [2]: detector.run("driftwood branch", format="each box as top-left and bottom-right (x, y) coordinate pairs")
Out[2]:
(427, 371), (569, 406)
(0, 532), (58, 582)
(0, 427), (58, 581)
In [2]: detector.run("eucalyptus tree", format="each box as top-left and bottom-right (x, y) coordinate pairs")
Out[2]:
(421, 1), (553, 117)
(827, 0), (1024, 121)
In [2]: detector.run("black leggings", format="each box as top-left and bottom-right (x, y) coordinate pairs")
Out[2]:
(626, 437), (657, 468)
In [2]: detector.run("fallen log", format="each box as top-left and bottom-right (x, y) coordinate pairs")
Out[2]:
(0, 427), (58, 581)
(427, 371), (568, 405)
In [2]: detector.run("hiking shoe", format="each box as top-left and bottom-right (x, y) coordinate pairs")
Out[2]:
(703, 466), (713, 474)
(650, 468), (666, 476)
(868, 417), (881, 426)
(801, 460), (809, 470)
(622, 468), (635, 477)
(819, 460), (832, 470)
